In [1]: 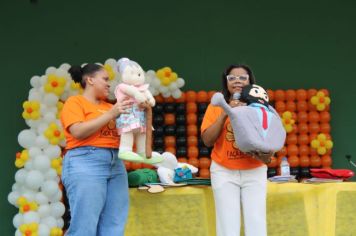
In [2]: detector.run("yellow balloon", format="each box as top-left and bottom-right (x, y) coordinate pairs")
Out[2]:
(311, 140), (319, 149)
(311, 96), (318, 105)
(316, 104), (325, 111)
(318, 147), (326, 155)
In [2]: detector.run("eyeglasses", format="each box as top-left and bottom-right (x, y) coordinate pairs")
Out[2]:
(226, 74), (249, 82)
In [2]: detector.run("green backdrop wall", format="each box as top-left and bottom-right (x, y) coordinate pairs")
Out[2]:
(1, 0), (356, 234)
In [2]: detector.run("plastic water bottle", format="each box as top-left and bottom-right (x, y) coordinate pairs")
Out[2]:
(280, 157), (290, 176)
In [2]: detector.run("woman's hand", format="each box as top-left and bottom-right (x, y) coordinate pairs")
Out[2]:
(138, 101), (151, 110)
(248, 151), (274, 164)
(229, 100), (246, 108)
(108, 98), (133, 119)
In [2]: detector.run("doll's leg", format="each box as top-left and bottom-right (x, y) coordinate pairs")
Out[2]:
(118, 132), (143, 162)
(135, 132), (164, 164)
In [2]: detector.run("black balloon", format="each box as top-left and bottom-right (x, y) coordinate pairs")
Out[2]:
(154, 147), (165, 154)
(176, 137), (187, 147)
(164, 125), (176, 135)
(176, 125), (186, 136)
(290, 167), (300, 177)
(198, 103), (208, 113)
(176, 147), (187, 157)
(153, 126), (164, 137)
(153, 137), (164, 148)
(199, 147), (210, 157)
(153, 114), (164, 126)
(176, 114), (186, 125)
(267, 168), (277, 178)
(300, 167), (311, 178)
(164, 103), (176, 113)
(153, 103), (164, 114)
(175, 103), (186, 114)
(198, 113), (205, 125)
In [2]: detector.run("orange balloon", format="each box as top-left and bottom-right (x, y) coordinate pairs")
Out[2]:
(285, 101), (296, 112)
(290, 124), (298, 134)
(275, 101), (286, 112)
(298, 134), (309, 145)
(308, 102), (317, 111)
(164, 96), (175, 103)
(297, 101), (308, 112)
(186, 102), (198, 114)
(267, 156), (278, 168)
(274, 90), (285, 101)
(164, 136), (176, 148)
(186, 91), (197, 103)
(321, 155), (332, 167)
(124, 161), (131, 171)
(309, 146), (318, 156)
(320, 111), (331, 123)
(199, 157), (211, 169)
(131, 162), (143, 170)
(309, 123), (320, 134)
(299, 145), (310, 156)
(154, 95), (164, 103)
(298, 123), (309, 134)
(285, 89), (296, 101)
(175, 92), (186, 103)
(188, 146), (199, 158)
(187, 125), (198, 137)
(142, 163), (154, 169)
(310, 155), (321, 167)
(199, 168), (210, 178)
(296, 89), (307, 101)
(208, 91), (217, 100)
(319, 89), (330, 96)
(320, 123), (331, 134)
(177, 157), (188, 163)
(267, 89), (274, 102)
(288, 155), (300, 167)
(287, 144), (299, 156)
(187, 136), (198, 147)
(297, 112), (308, 123)
(188, 158), (199, 168)
(187, 113), (197, 125)
(197, 91), (209, 103)
(164, 113), (175, 125)
(308, 111), (320, 123)
(299, 155), (310, 167)
(165, 146), (176, 155)
(286, 134), (298, 145)
(307, 89), (318, 99)
(277, 146), (287, 157)
(277, 156), (284, 166)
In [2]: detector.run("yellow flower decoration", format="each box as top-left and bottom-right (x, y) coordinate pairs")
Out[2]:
(103, 64), (116, 81)
(156, 67), (178, 86)
(44, 74), (66, 96)
(310, 133), (333, 155)
(310, 91), (331, 111)
(56, 101), (64, 119)
(19, 223), (38, 236)
(281, 111), (295, 133)
(17, 196), (38, 213)
(51, 157), (63, 175)
(15, 150), (29, 168)
(70, 81), (83, 94)
(44, 123), (65, 145)
(22, 101), (41, 120)
(50, 227), (64, 236)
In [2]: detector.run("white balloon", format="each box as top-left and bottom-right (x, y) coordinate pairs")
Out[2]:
(29, 147), (43, 158)
(45, 67), (57, 75)
(176, 78), (185, 88)
(26, 170), (44, 190)
(158, 86), (169, 94)
(40, 75), (47, 85)
(43, 94), (59, 106)
(35, 135), (50, 149)
(50, 202), (65, 218)
(25, 119), (41, 129)
(57, 218), (64, 228)
(30, 76), (42, 88)
(37, 123), (49, 134)
(41, 216), (57, 228)
(8, 191), (20, 205)
(13, 213), (24, 228)
(33, 155), (51, 172)
(49, 190), (62, 203)
(12, 183), (21, 191)
(43, 112), (56, 123)
(38, 204), (51, 218)
(105, 58), (117, 65)
(55, 68), (67, 78)
(15, 229), (22, 236)
(172, 89), (182, 99)
(168, 82), (178, 91)
(28, 89), (42, 101)
(18, 129), (36, 149)
(35, 192), (49, 205)
(23, 190), (37, 201)
(24, 211), (40, 224)
(60, 63), (71, 71)
(41, 180), (59, 197)
(152, 78), (161, 88)
(162, 92), (171, 98)
(24, 159), (34, 170)
(38, 223), (50, 236)
(44, 169), (58, 180)
(15, 169), (28, 185)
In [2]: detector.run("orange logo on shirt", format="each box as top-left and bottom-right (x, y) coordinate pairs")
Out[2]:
(225, 123), (249, 159)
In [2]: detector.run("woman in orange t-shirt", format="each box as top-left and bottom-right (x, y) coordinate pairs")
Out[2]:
(60, 64), (132, 236)
(201, 64), (273, 236)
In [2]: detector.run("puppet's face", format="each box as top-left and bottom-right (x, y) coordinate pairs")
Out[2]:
(241, 84), (269, 106)
(121, 65), (145, 86)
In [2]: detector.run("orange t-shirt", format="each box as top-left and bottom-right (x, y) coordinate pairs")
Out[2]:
(201, 104), (264, 170)
(60, 95), (119, 150)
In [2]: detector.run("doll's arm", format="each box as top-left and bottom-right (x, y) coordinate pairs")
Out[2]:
(144, 89), (155, 106)
(119, 84), (146, 103)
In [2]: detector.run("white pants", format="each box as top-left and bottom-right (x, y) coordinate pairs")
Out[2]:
(210, 161), (267, 236)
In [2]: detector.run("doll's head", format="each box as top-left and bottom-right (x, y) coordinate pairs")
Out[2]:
(241, 84), (269, 107)
(117, 58), (145, 86)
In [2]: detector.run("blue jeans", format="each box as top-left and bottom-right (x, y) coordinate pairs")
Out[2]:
(62, 146), (129, 236)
